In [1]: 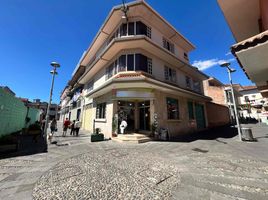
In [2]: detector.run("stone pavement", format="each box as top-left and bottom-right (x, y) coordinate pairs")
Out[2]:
(0, 123), (268, 199)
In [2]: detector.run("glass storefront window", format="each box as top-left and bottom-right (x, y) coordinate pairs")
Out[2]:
(166, 97), (179, 120)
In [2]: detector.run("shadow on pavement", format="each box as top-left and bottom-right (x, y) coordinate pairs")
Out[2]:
(0, 133), (47, 159)
(170, 125), (238, 143)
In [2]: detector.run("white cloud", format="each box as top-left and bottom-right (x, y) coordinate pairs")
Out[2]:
(192, 58), (235, 71)
(225, 51), (232, 56)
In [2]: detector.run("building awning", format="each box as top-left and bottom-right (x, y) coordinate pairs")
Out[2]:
(231, 31), (268, 98)
(231, 30), (268, 53)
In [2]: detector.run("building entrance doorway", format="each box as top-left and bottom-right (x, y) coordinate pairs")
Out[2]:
(138, 101), (150, 131)
(195, 103), (206, 129)
(118, 101), (135, 133)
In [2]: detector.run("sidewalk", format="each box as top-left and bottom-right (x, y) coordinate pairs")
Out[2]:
(0, 123), (268, 199)
(0, 124), (92, 200)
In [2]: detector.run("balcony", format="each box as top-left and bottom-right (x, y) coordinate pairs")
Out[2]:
(78, 36), (201, 85)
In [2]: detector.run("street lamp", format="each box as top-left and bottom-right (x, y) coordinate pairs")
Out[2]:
(43, 62), (60, 149)
(121, 0), (129, 21)
(220, 62), (242, 141)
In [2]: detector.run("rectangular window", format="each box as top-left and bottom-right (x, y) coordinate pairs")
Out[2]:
(85, 80), (94, 92)
(163, 37), (175, 53)
(193, 81), (201, 93)
(135, 54), (148, 72)
(114, 59), (118, 74)
(146, 26), (152, 38)
(185, 76), (191, 88)
(166, 98), (179, 120)
(136, 21), (147, 35)
(184, 52), (188, 60)
(188, 101), (194, 120)
(120, 23), (127, 36)
(106, 63), (114, 80)
(147, 58), (152, 74)
(118, 55), (126, 72)
(164, 66), (176, 83)
(128, 22), (135, 35)
(127, 54), (134, 71)
(96, 103), (106, 119)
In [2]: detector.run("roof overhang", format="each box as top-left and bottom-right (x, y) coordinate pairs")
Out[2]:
(80, 0), (195, 67)
(231, 31), (268, 97)
(207, 77), (224, 86)
(217, 0), (260, 42)
(68, 65), (86, 87)
(79, 36), (206, 85)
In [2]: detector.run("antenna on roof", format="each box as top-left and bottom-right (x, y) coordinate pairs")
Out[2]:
(121, 0), (129, 22)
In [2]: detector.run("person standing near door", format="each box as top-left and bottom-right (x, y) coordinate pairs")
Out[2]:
(70, 120), (75, 136)
(74, 119), (81, 137)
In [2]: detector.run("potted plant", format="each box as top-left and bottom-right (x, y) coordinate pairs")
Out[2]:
(112, 115), (118, 137)
(91, 128), (104, 142)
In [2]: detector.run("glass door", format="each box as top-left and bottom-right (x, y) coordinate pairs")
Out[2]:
(118, 101), (135, 133)
(139, 101), (150, 131)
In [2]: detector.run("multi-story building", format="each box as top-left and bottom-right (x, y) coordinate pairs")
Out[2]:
(60, 0), (230, 139)
(25, 99), (59, 121)
(238, 86), (268, 123)
(203, 77), (244, 125)
(217, 0), (268, 98)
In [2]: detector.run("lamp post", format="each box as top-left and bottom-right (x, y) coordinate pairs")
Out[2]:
(220, 62), (242, 141)
(121, 0), (129, 21)
(43, 62), (60, 149)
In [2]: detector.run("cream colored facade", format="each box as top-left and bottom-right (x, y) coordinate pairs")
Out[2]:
(60, 1), (231, 139)
(238, 87), (268, 123)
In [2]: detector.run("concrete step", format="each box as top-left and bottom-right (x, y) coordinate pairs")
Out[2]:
(112, 134), (152, 144)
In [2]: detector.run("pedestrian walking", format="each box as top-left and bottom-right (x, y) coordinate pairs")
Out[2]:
(70, 120), (75, 136)
(48, 118), (57, 143)
(75, 120), (81, 137)
(50, 118), (57, 134)
(63, 118), (70, 137)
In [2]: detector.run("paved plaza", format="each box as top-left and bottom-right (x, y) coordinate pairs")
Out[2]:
(0, 124), (268, 199)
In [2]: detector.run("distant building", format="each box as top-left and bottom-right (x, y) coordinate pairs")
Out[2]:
(218, 0), (268, 97)
(20, 99), (59, 121)
(238, 86), (268, 123)
(203, 77), (241, 124)
(28, 99), (59, 120)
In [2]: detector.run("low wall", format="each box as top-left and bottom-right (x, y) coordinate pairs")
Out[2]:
(206, 102), (230, 128)
(0, 88), (41, 137)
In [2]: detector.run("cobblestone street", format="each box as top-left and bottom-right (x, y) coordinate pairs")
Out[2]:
(1, 124), (268, 199)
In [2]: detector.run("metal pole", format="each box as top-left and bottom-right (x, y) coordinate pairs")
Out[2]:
(227, 68), (242, 141)
(43, 67), (57, 147)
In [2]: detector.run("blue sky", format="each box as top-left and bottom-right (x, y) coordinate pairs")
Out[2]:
(0, 0), (253, 103)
